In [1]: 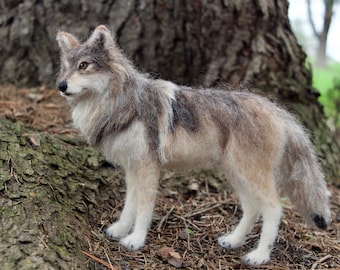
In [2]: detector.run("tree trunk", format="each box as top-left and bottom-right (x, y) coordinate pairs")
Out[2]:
(307, 0), (334, 68)
(0, 1), (339, 268)
(1, 0), (311, 88)
(1, 0), (338, 182)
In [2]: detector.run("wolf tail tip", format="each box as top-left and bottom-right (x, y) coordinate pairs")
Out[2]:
(313, 214), (328, 230)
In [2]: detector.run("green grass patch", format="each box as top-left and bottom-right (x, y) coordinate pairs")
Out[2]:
(313, 62), (340, 96)
(311, 61), (340, 127)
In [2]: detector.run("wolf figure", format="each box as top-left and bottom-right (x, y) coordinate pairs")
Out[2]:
(56, 25), (331, 266)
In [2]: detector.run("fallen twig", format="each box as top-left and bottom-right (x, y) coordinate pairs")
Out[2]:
(310, 254), (332, 270)
(81, 250), (119, 270)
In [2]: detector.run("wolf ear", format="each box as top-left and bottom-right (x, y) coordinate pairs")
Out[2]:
(86, 25), (115, 50)
(56, 32), (79, 53)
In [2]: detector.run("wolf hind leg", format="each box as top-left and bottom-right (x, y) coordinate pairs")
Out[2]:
(218, 192), (259, 249)
(242, 201), (282, 265)
(238, 172), (282, 265)
(120, 165), (160, 251)
(106, 170), (138, 239)
(221, 158), (282, 265)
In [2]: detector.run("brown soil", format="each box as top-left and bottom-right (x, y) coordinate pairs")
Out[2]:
(1, 84), (339, 269)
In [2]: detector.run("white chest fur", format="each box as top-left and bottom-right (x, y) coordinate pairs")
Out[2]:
(98, 121), (149, 168)
(71, 101), (100, 138)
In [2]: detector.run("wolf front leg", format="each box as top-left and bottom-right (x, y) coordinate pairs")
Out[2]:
(106, 170), (139, 239)
(119, 164), (160, 251)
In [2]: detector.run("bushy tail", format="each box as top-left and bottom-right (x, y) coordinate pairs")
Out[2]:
(278, 117), (331, 230)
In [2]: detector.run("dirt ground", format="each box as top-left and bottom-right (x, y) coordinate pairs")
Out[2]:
(0, 84), (339, 269)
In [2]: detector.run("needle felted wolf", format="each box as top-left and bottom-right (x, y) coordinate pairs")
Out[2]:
(56, 25), (331, 265)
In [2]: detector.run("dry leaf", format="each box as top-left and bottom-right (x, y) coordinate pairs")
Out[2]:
(157, 246), (174, 260)
(157, 246), (183, 268)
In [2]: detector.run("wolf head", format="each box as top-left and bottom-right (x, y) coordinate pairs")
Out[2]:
(56, 25), (132, 100)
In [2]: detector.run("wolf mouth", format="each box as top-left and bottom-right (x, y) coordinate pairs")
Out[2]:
(62, 92), (73, 97)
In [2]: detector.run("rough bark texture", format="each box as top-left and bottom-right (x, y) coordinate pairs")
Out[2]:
(0, 118), (123, 269)
(1, 0), (310, 89)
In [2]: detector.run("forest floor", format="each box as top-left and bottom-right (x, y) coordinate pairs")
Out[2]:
(0, 84), (339, 270)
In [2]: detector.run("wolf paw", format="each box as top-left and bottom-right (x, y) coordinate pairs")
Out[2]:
(242, 249), (270, 266)
(218, 234), (244, 249)
(105, 222), (131, 240)
(120, 232), (146, 251)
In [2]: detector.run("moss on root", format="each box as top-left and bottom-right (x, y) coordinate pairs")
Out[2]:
(0, 118), (121, 269)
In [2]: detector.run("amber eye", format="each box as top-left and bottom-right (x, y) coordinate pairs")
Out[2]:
(78, 62), (89, 70)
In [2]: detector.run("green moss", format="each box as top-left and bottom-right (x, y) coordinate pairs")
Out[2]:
(0, 118), (120, 268)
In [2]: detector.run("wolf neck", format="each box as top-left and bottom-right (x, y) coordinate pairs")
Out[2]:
(70, 68), (178, 164)
(71, 92), (112, 145)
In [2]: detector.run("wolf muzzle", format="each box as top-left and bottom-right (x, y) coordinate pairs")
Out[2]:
(58, 80), (68, 93)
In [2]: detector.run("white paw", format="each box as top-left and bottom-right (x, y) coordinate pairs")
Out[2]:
(218, 233), (244, 249)
(105, 221), (131, 240)
(120, 232), (146, 251)
(242, 249), (270, 266)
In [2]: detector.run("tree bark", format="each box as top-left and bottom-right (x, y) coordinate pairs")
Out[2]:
(0, 0), (312, 89)
(0, 118), (123, 269)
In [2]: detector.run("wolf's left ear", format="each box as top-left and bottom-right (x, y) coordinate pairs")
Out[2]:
(87, 25), (115, 50)
(56, 32), (79, 53)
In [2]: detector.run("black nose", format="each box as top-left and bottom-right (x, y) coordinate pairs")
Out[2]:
(58, 80), (68, 92)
